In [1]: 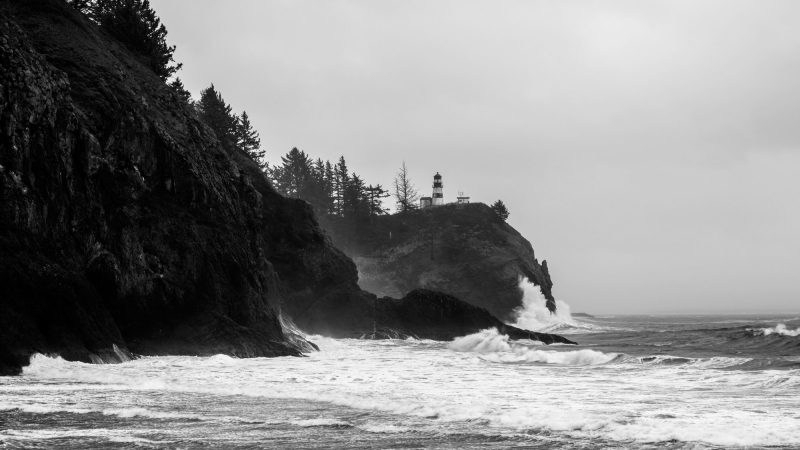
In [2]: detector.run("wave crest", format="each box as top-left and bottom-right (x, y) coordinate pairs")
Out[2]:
(760, 323), (800, 337)
(449, 328), (618, 365)
(449, 328), (512, 353)
(511, 278), (612, 334)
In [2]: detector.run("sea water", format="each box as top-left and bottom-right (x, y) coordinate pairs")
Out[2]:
(2, 284), (799, 448)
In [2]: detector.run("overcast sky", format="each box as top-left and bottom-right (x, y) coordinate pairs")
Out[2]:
(151, 0), (800, 314)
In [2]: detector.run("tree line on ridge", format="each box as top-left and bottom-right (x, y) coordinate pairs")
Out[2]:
(66, 0), (510, 221)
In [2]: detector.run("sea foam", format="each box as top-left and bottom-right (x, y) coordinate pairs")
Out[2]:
(449, 328), (618, 365)
(761, 323), (800, 337)
(511, 277), (611, 334)
(7, 322), (800, 449)
(449, 328), (512, 353)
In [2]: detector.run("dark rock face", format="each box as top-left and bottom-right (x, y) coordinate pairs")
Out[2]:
(0, 0), (355, 374)
(377, 290), (574, 344)
(321, 203), (557, 321)
(0, 1), (573, 376)
(282, 287), (574, 345)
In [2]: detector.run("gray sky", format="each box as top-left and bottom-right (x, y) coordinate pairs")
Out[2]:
(151, 0), (800, 314)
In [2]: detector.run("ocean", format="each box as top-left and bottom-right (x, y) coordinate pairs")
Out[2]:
(2, 291), (799, 448)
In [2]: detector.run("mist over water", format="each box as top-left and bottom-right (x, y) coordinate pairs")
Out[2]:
(2, 311), (800, 448)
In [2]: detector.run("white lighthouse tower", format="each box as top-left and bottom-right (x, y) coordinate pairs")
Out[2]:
(432, 172), (444, 206)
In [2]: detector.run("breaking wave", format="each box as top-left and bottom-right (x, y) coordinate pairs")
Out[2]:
(759, 323), (800, 337)
(448, 330), (780, 370)
(511, 277), (611, 334)
(0, 402), (202, 421)
(8, 333), (800, 449)
(449, 328), (513, 353)
(636, 355), (754, 369)
(449, 328), (619, 365)
(289, 418), (353, 428)
(280, 314), (319, 353)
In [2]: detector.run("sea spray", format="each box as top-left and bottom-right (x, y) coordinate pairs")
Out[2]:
(479, 346), (620, 365)
(112, 344), (132, 362)
(449, 328), (618, 365)
(511, 277), (578, 331)
(6, 316), (800, 449)
(509, 278), (620, 334)
(449, 328), (512, 353)
(761, 323), (800, 337)
(279, 314), (320, 352)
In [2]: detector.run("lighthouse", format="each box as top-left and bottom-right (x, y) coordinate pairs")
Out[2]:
(432, 172), (444, 206)
(420, 171), (456, 209)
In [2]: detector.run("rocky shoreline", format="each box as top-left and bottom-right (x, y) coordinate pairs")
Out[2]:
(0, 0), (573, 376)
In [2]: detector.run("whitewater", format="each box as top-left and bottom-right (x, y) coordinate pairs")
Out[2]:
(2, 283), (799, 448)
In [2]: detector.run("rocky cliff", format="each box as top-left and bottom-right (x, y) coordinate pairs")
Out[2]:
(0, 0), (349, 374)
(321, 203), (557, 321)
(0, 1), (572, 375)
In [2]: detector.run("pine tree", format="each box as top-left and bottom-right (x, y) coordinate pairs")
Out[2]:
(265, 149), (385, 223)
(491, 200), (510, 221)
(276, 148), (312, 198)
(169, 77), (192, 104)
(267, 164), (284, 194)
(307, 159), (331, 215)
(323, 161), (336, 215)
(196, 84), (237, 152)
(79, 0), (182, 80)
(298, 158), (328, 216)
(366, 184), (390, 216)
(312, 159), (325, 183)
(333, 156), (350, 217)
(235, 111), (265, 169)
(343, 173), (370, 220)
(393, 161), (419, 213)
